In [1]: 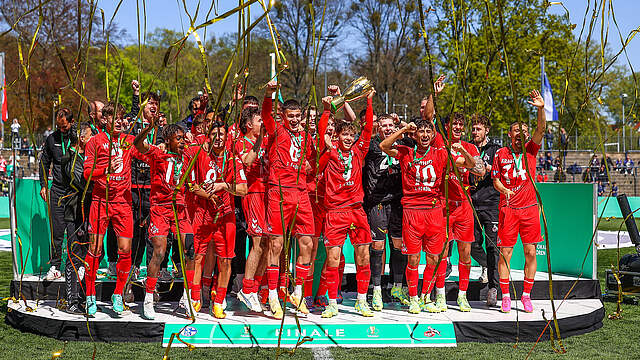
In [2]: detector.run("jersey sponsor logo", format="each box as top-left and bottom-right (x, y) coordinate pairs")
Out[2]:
(289, 141), (301, 162)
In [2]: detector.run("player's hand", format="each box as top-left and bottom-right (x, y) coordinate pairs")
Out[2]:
(328, 85), (341, 96)
(157, 143), (166, 152)
(390, 113), (400, 125)
(505, 189), (515, 199)
(200, 87), (209, 103)
(40, 187), (48, 201)
(131, 80), (140, 95)
(451, 142), (465, 154)
(185, 131), (194, 144)
(527, 89), (544, 109)
(367, 87), (376, 99)
(321, 96), (333, 111)
(110, 156), (122, 172)
(403, 122), (417, 133)
(265, 80), (279, 96)
(211, 182), (227, 194)
(232, 84), (244, 102)
(434, 74), (446, 95)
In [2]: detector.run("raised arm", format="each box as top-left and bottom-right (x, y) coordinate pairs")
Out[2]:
(528, 89), (546, 145)
(359, 91), (375, 147)
(380, 122), (416, 158)
(262, 80), (279, 135)
(133, 118), (155, 154)
(125, 80), (140, 119)
(317, 96), (332, 153)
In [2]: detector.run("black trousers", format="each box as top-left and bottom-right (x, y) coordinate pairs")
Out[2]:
(471, 208), (499, 289)
(48, 190), (67, 269)
(65, 199), (89, 305)
(131, 187), (151, 268)
(231, 197), (248, 278)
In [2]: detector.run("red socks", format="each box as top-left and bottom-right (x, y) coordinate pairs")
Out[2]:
(355, 264), (371, 295)
(202, 276), (213, 289)
(316, 271), (328, 298)
(191, 282), (202, 301)
(337, 255), (345, 291)
(406, 264), (419, 297)
(421, 263), (436, 296)
(523, 277), (534, 295)
(266, 266), (279, 291)
(254, 274), (264, 293)
(146, 277), (158, 294)
(295, 263), (310, 286)
(458, 261), (471, 292)
(214, 287), (227, 304)
(304, 272), (314, 298)
(242, 277), (254, 293)
(84, 252), (100, 296)
(113, 251), (131, 295)
(326, 266), (339, 299)
(500, 278), (510, 297)
(435, 259), (447, 289)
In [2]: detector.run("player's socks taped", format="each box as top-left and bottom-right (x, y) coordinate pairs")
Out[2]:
(458, 260), (472, 292)
(327, 266), (339, 299)
(146, 277), (158, 294)
(422, 263), (436, 296)
(500, 278), (510, 298)
(370, 249), (384, 287)
(356, 264), (371, 295)
(523, 277), (534, 296)
(266, 265), (279, 293)
(406, 264), (419, 297)
(435, 259), (447, 288)
(436, 286), (445, 296)
(114, 251), (131, 295)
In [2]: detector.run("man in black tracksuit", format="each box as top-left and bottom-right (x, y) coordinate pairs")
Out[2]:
(39, 108), (76, 281)
(469, 114), (501, 306)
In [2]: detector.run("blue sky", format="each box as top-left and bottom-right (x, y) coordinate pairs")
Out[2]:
(101, 0), (639, 72)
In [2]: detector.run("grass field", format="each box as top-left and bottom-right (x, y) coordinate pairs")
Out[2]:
(1, 248), (640, 360)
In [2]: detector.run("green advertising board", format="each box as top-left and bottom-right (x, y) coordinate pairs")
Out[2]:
(162, 320), (456, 347)
(11, 179), (596, 279)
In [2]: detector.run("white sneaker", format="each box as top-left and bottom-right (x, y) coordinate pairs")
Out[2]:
(237, 289), (255, 311)
(248, 292), (262, 312)
(142, 292), (156, 320)
(78, 266), (85, 281)
(45, 266), (62, 281)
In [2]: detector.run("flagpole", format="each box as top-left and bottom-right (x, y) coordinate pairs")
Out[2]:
(541, 56), (544, 96)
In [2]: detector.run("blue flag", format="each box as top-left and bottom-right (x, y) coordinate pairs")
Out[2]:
(541, 72), (559, 122)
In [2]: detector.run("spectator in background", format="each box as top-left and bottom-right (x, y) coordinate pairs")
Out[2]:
(536, 169), (548, 182)
(554, 167), (566, 183)
(597, 181), (605, 196)
(598, 164), (609, 183)
(544, 151), (553, 170)
(611, 181), (619, 197)
(559, 127), (568, 160)
(0, 155), (6, 177)
(11, 118), (20, 137)
(552, 155), (561, 170)
(545, 128), (554, 150)
(624, 153), (634, 175)
(537, 155), (545, 170)
(21, 137), (30, 156)
(43, 126), (53, 141)
(615, 157), (622, 172)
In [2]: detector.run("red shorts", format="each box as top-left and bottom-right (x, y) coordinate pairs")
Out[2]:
(148, 204), (193, 238)
(497, 204), (542, 247)
(242, 192), (267, 237)
(88, 198), (133, 238)
(193, 209), (236, 258)
(402, 207), (445, 256)
(323, 206), (372, 248)
(446, 200), (474, 243)
(266, 186), (315, 236)
(310, 195), (326, 238)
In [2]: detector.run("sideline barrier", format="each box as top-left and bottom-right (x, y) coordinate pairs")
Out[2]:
(11, 179), (596, 279)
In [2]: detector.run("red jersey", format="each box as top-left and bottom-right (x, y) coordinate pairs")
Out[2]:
(262, 97), (317, 190)
(84, 132), (140, 202)
(186, 147), (246, 216)
(394, 145), (449, 209)
(234, 134), (268, 193)
(445, 140), (479, 202)
(492, 140), (541, 208)
(145, 144), (187, 205)
(319, 98), (373, 208)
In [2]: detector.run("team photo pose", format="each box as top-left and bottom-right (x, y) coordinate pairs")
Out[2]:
(262, 80), (318, 319)
(380, 119), (452, 314)
(133, 120), (194, 320)
(316, 89), (375, 318)
(82, 102), (142, 316)
(492, 89), (546, 313)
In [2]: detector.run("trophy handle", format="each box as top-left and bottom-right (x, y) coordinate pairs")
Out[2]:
(330, 96), (345, 113)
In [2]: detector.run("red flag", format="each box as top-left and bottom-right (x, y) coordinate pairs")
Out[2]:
(1, 77), (7, 123)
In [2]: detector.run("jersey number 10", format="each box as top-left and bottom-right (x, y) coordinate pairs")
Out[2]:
(414, 164), (436, 187)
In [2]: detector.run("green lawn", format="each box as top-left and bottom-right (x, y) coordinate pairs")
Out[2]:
(1, 249), (639, 359)
(0, 218), (9, 230)
(596, 217), (640, 232)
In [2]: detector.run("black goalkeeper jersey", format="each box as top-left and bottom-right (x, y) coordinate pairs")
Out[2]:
(469, 139), (501, 210)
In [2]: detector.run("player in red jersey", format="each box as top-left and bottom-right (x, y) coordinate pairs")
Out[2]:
(262, 81), (317, 319)
(316, 89), (376, 318)
(187, 121), (248, 318)
(381, 118), (466, 314)
(235, 107), (268, 312)
(133, 122), (194, 320)
(492, 90), (546, 313)
(431, 112), (485, 312)
(83, 102), (142, 316)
